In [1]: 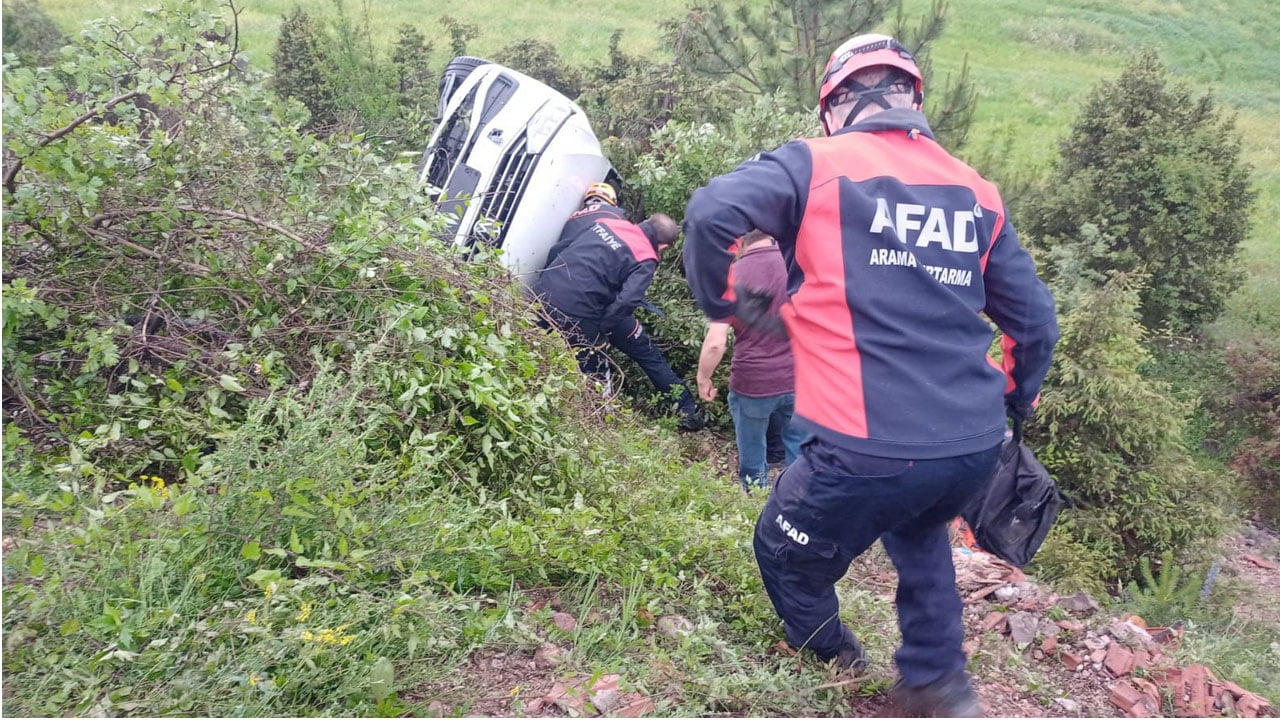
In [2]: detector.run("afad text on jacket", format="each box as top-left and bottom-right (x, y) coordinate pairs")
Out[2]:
(684, 109), (1059, 459)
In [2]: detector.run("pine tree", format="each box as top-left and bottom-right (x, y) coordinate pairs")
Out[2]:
(1025, 50), (1255, 331)
(272, 6), (338, 131)
(664, 0), (976, 147)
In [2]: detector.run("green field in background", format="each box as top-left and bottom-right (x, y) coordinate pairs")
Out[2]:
(37, 0), (1280, 339)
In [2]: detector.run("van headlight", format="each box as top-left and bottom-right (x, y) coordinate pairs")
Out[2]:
(526, 103), (572, 154)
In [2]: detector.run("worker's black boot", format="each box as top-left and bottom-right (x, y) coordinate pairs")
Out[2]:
(676, 405), (706, 432)
(831, 624), (868, 672)
(888, 670), (982, 717)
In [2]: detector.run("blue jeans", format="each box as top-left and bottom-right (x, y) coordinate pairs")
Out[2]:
(728, 391), (805, 488)
(753, 440), (1001, 686)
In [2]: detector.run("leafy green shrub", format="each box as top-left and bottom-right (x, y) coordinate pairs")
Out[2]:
(271, 5), (435, 148)
(1024, 50), (1256, 331)
(1, 0), (68, 67)
(0, 0), (588, 496)
(577, 30), (739, 145)
(1125, 551), (1206, 626)
(617, 97), (815, 392)
(1028, 271), (1229, 588)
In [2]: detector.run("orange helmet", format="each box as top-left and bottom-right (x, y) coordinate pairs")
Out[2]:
(584, 182), (618, 206)
(818, 33), (923, 135)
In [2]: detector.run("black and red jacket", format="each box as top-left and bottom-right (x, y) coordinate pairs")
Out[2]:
(684, 109), (1059, 459)
(534, 203), (660, 332)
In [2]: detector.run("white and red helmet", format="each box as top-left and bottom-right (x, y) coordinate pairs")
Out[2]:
(818, 33), (923, 134)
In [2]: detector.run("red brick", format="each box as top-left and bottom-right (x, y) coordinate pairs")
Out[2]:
(1091, 647), (1108, 663)
(1042, 635), (1059, 654)
(1055, 619), (1084, 633)
(1238, 692), (1270, 719)
(1133, 648), (1153, 671)
(1062, 651), (1086, 670)
(1133, 678), (1161, 714)
(1111, 681), (1145, 713)
(1223, 681), (1248, 699)
(1180, 665), (1213, 718)
(1105, 644), (1137, 677)
(980, 611), (1008, 634)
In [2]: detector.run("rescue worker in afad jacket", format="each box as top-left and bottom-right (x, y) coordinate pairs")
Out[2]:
(683, 34), (1060, 717)
(533, 183), (706, 431)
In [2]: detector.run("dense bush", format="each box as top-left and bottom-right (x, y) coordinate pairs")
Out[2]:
(493, 38), (584, 99)
(577, 30), (738, 146)
(1, 0), (68, 67)
(1, 1), (593, 497)
(271, 5), (435, 149)
(623, 96), (816, 385)
(1218, 341), (1280, 524)
(1028, 272), (1229, 592)
(2, 6), (772, 714)
(1025, 50), (1255, 332)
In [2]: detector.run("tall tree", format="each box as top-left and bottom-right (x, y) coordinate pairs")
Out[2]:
(272, 6), (338, 130)
(664, 0), (976, 147)
(1026, 50), (1255, 331)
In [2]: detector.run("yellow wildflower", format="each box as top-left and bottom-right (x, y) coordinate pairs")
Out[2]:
(264, 583), (276, 599)
(295, 602), (312, 622)
(246, 609), (257, 625)
(299, 625), (357, 646)
(249, 674), (260, 688)
(149, 476), (169, 499)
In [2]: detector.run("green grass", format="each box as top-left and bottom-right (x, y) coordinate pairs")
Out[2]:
(13, 0), (1280, 713)
(40, 0), (1280, 343)
(901, 0), (1280, 343)
(39, 0), (695, 66)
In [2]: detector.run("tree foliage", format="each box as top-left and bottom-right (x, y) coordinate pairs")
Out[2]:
(1028, 271), (1228, 591)
(663, 0), (976, 147)
(1025, 50), (1255, 331)
(272, 5), (339, 129)
(270, 5), (435, 148)
(1, 0), (68, 68)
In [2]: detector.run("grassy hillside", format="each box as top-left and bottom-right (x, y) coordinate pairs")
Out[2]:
(903, 0), (1280, 340)
(8, 3), (1280, 716)
(39, 0), (693, 65)
(40, 0), (1280, 339)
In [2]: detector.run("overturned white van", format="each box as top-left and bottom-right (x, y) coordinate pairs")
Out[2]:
(418, 57), (618, 280)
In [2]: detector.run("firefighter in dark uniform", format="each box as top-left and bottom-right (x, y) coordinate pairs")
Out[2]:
(535, 184), (705, 430)
(683, 34), (1059, 716)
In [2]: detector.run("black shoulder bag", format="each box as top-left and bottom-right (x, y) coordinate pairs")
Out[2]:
(962, 420), (1066, 568)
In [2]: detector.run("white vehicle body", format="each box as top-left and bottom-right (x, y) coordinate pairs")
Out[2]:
(418, 58), (615, 280)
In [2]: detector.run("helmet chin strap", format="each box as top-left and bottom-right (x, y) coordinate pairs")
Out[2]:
(838, 73), (910, 129)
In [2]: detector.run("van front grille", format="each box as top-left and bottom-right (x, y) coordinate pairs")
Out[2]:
(473, 131), (539, 249)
